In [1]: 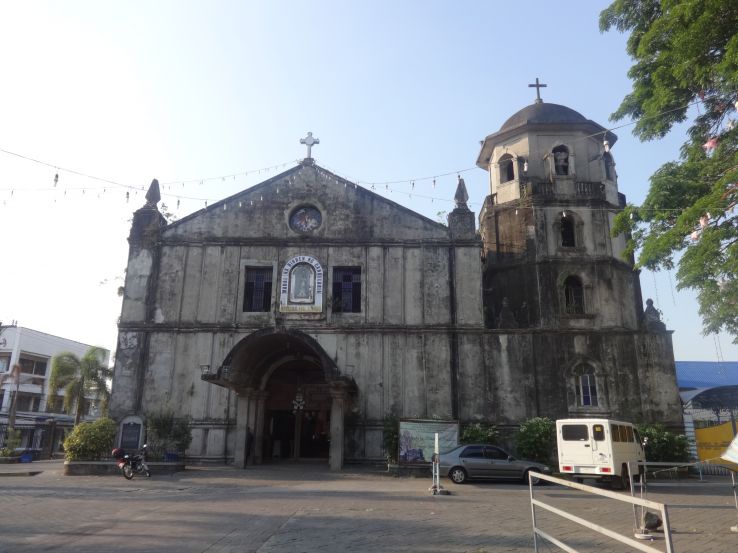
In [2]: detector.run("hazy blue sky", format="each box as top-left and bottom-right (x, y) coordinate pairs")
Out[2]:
(1, 1), (735, 364)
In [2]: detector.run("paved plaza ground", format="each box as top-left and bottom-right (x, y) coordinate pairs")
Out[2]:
(1, 460), (738, 552)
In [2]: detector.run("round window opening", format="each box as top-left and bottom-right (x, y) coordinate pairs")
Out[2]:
(289, 205), (322, 233)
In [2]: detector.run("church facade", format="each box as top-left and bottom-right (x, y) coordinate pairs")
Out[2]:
(109, 99), (682, 469)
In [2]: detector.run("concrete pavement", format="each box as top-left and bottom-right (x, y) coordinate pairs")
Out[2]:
(1, 460), (737, 552)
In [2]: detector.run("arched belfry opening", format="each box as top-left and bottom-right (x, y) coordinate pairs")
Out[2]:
(203, 329), (355, 470)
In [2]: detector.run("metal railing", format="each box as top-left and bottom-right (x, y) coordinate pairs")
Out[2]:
(528, 471), (674, 553)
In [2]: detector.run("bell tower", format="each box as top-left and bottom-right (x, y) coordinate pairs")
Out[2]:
(477, 93), (643, 331)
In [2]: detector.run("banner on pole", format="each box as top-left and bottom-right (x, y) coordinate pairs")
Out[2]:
(398, 419), (458, 465)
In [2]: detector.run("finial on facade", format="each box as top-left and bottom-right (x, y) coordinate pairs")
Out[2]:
(528, 77), (547, 104)
(145, 179), (161, 207)
(454, 175), (469, 208)
(300, 132), (320, 160)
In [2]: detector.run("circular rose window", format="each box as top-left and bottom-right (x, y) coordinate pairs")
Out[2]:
(289, 206), (322, 233)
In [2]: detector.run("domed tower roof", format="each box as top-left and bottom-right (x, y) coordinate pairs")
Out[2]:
(499, 103), (589, 132)
(476, 102), (617, 168)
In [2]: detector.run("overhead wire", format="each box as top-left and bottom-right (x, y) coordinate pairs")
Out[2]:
(0, 96), (728, 209)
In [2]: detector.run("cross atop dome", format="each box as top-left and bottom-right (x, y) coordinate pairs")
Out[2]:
(528, 77), (547, 104)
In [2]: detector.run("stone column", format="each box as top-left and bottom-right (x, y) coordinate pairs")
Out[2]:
(234, 389), (255, 469)
(293, 412), (302, 459)
(253, 391), (269, 465)
(329, 382), (349, 471)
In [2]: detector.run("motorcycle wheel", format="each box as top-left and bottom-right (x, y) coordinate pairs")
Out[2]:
(123, 464), (134, 480)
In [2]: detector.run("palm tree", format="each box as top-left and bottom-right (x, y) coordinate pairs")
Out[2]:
(48, 347), (112, 425)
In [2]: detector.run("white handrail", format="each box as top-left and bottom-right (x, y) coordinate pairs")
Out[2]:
(529, 471), (674, 553)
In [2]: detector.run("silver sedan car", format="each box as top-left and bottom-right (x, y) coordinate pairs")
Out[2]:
(439, 444), (551, 485)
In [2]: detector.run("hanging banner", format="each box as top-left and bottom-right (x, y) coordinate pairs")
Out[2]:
(398, 419), (458, 465)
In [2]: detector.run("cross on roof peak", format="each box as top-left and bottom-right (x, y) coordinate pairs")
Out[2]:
(528, 78), (547, 103)
(300, 132), (320, 160)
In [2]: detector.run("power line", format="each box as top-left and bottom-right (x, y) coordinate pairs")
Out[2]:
(0, 96), (726, 207)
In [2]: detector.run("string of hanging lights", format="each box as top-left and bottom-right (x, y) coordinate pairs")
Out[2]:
(0, 96), (733, 214)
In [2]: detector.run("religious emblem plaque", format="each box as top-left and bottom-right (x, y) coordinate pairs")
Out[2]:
(289, 205), (322, 233)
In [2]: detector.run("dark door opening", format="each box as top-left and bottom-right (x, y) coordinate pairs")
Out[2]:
(266, 410), (295, 460)
(299, 410), (330, 458)
(264, 409), (330, 460)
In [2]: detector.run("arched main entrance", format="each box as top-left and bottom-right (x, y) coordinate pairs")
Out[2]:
(204, 329), (354, 470)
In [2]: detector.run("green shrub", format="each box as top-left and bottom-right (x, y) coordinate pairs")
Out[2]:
(460, 422), (499, 444)
(146, 409), (192, 460)
(0, 428), (21, 457)
(383, 415), (399, 464)
(516, 417), (556, 464)
(63, 418), (117, 461)
(636, 423), (690, 463)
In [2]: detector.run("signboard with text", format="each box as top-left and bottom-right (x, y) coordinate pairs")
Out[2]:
(398, 419), (459, 465)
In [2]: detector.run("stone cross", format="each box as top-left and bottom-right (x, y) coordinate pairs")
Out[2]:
(300, 132), (320, 159)
(528, 78), (547, 103)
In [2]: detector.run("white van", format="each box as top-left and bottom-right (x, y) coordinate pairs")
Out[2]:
(556, 418), (645, 489)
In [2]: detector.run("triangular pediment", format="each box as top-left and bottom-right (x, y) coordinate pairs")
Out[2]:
(163, 162), (450, 242)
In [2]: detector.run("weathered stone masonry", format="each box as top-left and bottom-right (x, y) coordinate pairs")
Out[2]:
(110, 102), (682, 468)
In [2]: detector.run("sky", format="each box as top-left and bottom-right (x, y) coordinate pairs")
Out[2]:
(0, 0), (735, 363)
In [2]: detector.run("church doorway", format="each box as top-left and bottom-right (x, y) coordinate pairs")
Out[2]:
(212, 328), (355, 470)
(262, 363), (332, 461)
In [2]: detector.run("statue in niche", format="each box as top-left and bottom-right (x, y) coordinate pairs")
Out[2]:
(517, 301), (529, 328)
(290, 264), (314, 303)
(643, 298), (666, 332)
(496, 297), (518, 329)
(553, 146), (569, 175)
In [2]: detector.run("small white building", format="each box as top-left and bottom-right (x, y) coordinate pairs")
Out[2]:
(0, 325), (110, 453)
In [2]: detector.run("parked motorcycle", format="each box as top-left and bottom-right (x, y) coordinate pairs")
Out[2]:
(112, 445), (151, 479)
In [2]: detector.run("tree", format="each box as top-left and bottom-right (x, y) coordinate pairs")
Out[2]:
(636, 423), (690, 462)
(515, 417), (556, 464)
(459, 422), (499, 444)
(601, 1), (738, 340)
(48, 347), (112, 425)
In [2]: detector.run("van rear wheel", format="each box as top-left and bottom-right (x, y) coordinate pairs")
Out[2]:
(613, 465), (630, 491)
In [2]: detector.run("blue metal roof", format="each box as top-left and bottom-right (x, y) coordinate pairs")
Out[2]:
(676, 361), (738, 388)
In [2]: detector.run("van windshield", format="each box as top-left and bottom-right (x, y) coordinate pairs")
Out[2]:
(561, 424), (588, 441)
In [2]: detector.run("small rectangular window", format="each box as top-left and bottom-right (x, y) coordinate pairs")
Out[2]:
(625, 425), (635, 442)
(593, 424), (605, 441)
(612, 425), (621, 442)
(634, 429), (642, 446)
(562, 424), (588, 441)
(460, 445), (485, 458)
(485, 446), (508, 460)
(16, 393), (41, 412)
(243, 267), (273, 312)
(332, 267), (361, 313)
(19, 356), (48, 377)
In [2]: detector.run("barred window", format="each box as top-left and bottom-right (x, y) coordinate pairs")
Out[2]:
(564, 276), (585, 315)
(575, 370), (598, 407)
(243, 267), (273, 312)
(332, 267), (361, 313)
